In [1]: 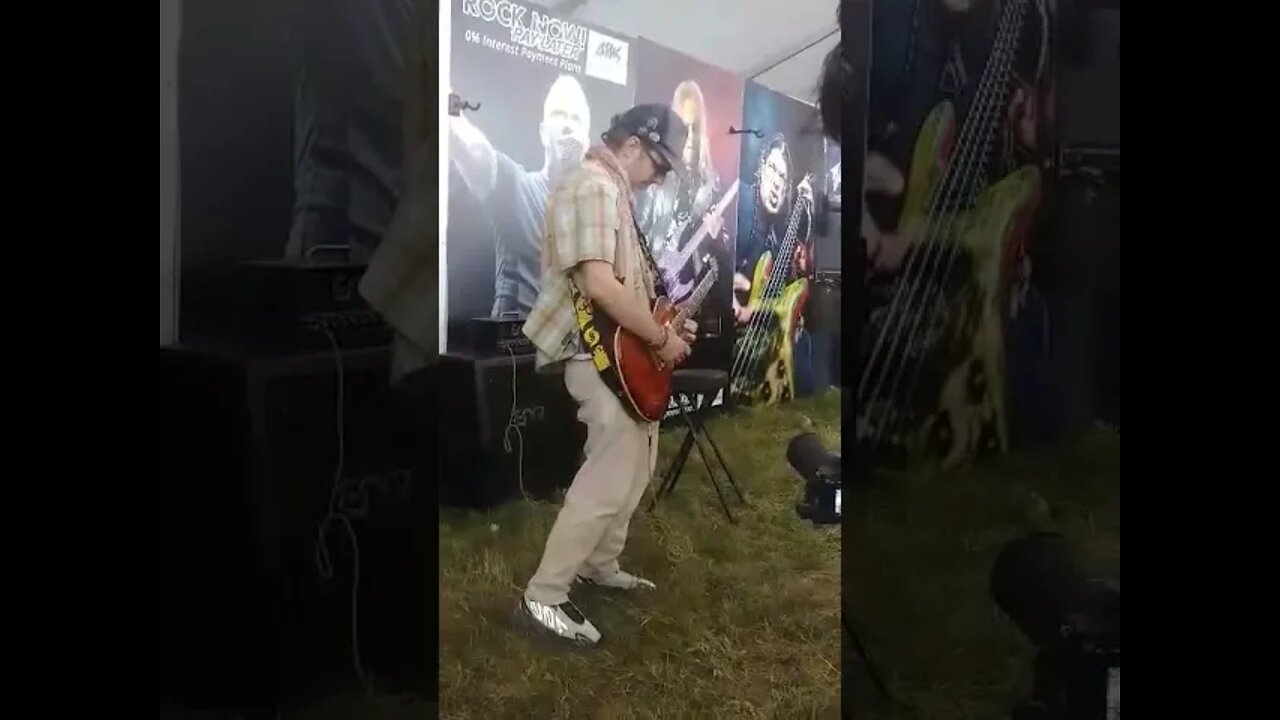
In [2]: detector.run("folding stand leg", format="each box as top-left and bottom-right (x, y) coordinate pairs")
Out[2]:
(659, 431), (695, 498)
(845, 610), (893, 701)
(693, 417), (746, 504)
(674, 393), (735, 523)
(649, 425), (695, 512)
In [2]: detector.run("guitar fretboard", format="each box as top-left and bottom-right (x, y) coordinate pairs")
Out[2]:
(674, 258), (720, 328)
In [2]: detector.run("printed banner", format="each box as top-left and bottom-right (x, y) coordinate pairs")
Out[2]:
(444, 0), (636, 344)
(856, 0), (1057, 468)
(633, 38), (745, 375)
(728, 83), (826, 408)
(286, 0), (414, 262)
(177, 0), (414, 339)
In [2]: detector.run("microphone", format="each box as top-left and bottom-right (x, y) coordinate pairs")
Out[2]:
(991, 532), (1120, 650)
(787, 433), (841, 524)
(990, 532), (1120, 719)
(787, 432), (841, 483)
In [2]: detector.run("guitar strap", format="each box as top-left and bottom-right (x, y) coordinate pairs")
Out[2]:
(565, 279), (631, 410)
(632, 216), (671, 299)
(564, 210), (671, 422)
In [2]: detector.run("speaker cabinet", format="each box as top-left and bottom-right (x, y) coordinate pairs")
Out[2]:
(813, 198), (844, 273)
(807, 273), (843, 389)
(159, 343), (434, 714)
(437, 350), (585, 510)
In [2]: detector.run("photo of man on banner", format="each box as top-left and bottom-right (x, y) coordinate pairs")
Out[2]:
(632, 39), (744, 365)
(729, 83), (825, 407)
(449, 75), (592, 317)
(444, 0), (635, 342)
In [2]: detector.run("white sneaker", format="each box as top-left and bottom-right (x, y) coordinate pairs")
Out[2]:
(520, 596), (602, 647)
(576, 569), (657, 591)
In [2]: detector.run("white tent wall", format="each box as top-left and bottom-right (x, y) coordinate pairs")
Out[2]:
(530, 0), (839, 102)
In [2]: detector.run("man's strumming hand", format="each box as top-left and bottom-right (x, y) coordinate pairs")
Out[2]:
(657, 329), (691, 366)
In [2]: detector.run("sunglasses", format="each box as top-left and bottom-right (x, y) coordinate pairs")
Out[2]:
(645, 146), (672, 176)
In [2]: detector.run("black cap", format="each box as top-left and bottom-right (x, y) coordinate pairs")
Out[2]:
(607, 103), (688, 180)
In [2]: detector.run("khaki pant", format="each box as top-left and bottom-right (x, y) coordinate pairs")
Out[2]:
(525, 359), (659, 606)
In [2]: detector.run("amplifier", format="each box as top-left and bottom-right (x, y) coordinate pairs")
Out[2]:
(1059, 146), (1120, 179)
(468, 315), (534, 355)
(808, 272), (843, 390)
(813, 201), (844, 271)
(159, 344), (433, 712)
(437, 350), (584, 510)
(809, 271), (842, 332)
(227, 258), (391, 351)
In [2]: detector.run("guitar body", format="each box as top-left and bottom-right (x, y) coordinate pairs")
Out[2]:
(748, 249), (775, 304)
(899, 102), (957, 240)
(614, 297), (678, 422)
(856, 0), (1054, 467)
(861, 100), (1042, 466)
(930, 165), (1041, 465)
(731, 250), (811, 405)
(611, 259), (721, 423)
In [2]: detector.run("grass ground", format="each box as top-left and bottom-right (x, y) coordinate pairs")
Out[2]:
(438, 390), (844, 719)
(846, 424), (1121, 719)
(281, 390), (1118, 719)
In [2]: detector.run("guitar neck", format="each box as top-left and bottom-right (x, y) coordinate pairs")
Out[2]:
(761, 194), (812, 298)
(670, 181), (740, 267)
(673, 263), (720, 327)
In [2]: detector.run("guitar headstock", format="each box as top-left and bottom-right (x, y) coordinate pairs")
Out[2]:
(797, 174), (816, 206)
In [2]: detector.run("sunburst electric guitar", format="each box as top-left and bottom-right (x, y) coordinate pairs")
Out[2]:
(611, 258), (720, 422)
(729, 185), (814, 406)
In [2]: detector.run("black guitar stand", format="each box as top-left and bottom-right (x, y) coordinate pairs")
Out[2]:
(648, 370), (746, 523)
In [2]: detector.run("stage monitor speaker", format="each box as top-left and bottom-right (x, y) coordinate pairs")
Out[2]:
(159, 343), (434, 714)
(808, 272), (842, 333)
(806, 272), (843, 390)
(437, 350), (585, 510)
(813, 201), (843, 271)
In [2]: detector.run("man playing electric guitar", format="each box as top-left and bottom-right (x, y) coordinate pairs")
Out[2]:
(520, 104), (698, 647)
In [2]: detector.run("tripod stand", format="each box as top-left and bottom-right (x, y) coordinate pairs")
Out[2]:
(648, 370), (747, 522)
(844, 607), (892, 702)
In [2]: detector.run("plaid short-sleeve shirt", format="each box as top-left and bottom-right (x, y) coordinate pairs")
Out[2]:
(523, 145), (655, 369)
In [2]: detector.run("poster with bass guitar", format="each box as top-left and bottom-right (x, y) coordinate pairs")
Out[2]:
(633, 38), (744, 393)
(856, 0), (1057, 468)
(729, 83), (826, 407)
